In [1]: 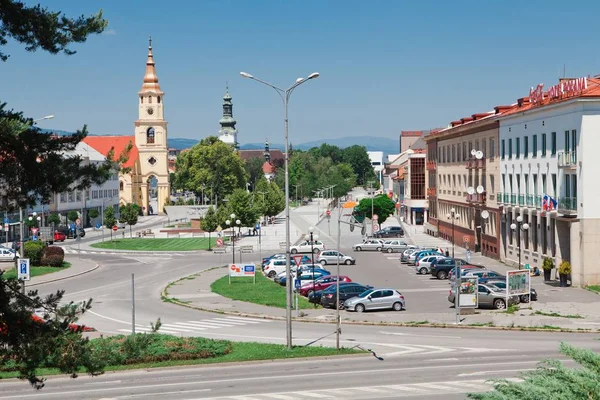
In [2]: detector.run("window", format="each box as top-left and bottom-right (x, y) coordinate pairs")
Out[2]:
(551, 173), (557, 198)
(573, 174), (578, 202)
(542, 174), (547, 194)
(490, 175), (495, 194)
(113, 189), (119, 197)
(60, 192), (67, 203)
(452, 145), (456, 162)
(541, 133), (547, 156)
(104, 189), (109, 198)
(482, 139), (487, 157)
(457, 144), (461, 161)
(565, 174), (571, 197)
(462, 143), (467, 161)
(516, 138), (520, 159)
(508, 139), (512, 159)
(572, 129), (577, 152)
(490, 139), (495, 158)
(68, 191), (74, 202)
(516, 174), (521, 195)
(533, 174), (538, 196)
(524, 136), (528, 158)
(525, 174), (529, 195)
(509, 174), (513, 194)
(76, 191), (82, 202)
(501, 173), (506, 192)
(147, 127), (155, 144)
(119, 181), (124, 191)
(92, 190), (98, 199)
(501, 139), (505, 159)
(564, 130), (570, 153)
(532, 135), (537, 157)
(475, 140), (480, 153)
(551, 131), (556, 155)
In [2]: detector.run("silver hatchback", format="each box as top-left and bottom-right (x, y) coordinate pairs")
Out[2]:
(318, 250), (355, 266)
(344, 288), (405, 312)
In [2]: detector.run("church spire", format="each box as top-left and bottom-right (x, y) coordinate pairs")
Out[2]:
(141, 36), (162, 92)
(218, 85), (238, 148)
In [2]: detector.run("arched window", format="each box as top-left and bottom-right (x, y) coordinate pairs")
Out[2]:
(157, 96), (161, 103)
(119, 181), (124, 191)
(146, 127), (155, 144)
(148, 96), (152, 104)
(140, 96), (143, 104)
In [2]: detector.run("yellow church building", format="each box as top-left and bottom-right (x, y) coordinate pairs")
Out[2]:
(84, 39), (170, 215)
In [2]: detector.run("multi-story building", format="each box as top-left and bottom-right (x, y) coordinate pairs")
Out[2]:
(367, 151), (384, 185)
(424, 111), (505, 258)
(498, 76), (600, 285)
(396, 134), (428, 225)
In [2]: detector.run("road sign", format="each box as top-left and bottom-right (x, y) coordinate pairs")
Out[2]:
(463, 235), (470, 243)
(95, 222), (102, 229)
(295, 279), (301, 290)
(292, 254), (304, 267)
(31, 227), (39, 235)
(3, 225), (8, 232)
(112, 225), (118, 232)
(229, 264), (243, 277)
(32, 235), (38, 241)
(229, 264), (257, 284)
(326, 210), (331, 216)
(3, 217), (8, 224)
(243, 264), (255, 276)
(216, 225), (222, 233)
(255, 223), (261, 230)
(216, 238), (224, 247)
(372, 223), (380, 232)
(18, 258), (30, 281)
(373, 214), (379, 221)
(70, 223), (76, 231)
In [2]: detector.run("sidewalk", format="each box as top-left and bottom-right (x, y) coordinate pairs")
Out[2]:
(28, 257), (99, 287)
(165, 265), (600, 332)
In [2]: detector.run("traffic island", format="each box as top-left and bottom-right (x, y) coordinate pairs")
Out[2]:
(0, 262), (71, 280)
(90, 237), (218, 251)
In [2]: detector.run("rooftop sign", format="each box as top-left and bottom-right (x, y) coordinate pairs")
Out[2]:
(529, 77), (588, 106)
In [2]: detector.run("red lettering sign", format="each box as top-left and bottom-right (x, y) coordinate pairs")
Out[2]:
(529, 84), (544, 105)
(547, 77), (587, 100)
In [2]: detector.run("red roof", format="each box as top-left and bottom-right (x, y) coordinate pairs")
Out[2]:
(262, 161), (276, 174)
(83, 136), (138, 169)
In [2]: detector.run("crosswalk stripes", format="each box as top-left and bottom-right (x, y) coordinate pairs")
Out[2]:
(117, 316), (271, 334)
(198, 378), (523, 399)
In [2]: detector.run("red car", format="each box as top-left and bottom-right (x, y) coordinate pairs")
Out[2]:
(299, 275), (352, 296)
(53, 231), (66, 242)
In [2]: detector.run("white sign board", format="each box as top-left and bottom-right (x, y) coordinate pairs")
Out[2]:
(229, 264), (256, 284)
(18, 258), (30, 281)
(507, 270), (530, 297)
(459, 277), (478, 308)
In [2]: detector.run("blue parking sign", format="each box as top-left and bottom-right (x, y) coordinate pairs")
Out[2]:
(255, 223), (261, 230)
(294, 279), (301, 290)
(18, 258), (30, 281)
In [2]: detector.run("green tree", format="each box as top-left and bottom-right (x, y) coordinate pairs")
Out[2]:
(342, 145), (376, 186)
(174, 136), (247, 204)
(200, 206), (218, 251)
(227, 189), (259, 228)
(265, 181), (285, 219)
(355, 194), (395, 224)
(103, 205), (116, 241)
(119, 203), (140, 238)
(88, 209), (99, 219)
(216, 204), (231, 231)
(244, 157), (265, 190)
(469, 343), (600, 399)
(47, 213), (60, 226)
(67, 211), (79, 223)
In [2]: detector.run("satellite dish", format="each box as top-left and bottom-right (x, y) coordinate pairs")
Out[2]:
(475, 151), (483, 159)
(476, 185), (484, 194)
(467, 187), (475, 195)
(471, 149), (477, 156)
(481, 210), (490, 219)
(350, 224), (355, 232)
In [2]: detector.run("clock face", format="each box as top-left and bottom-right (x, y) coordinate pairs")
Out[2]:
(148, 156), (157, 166)
(146, 107), (154, 115)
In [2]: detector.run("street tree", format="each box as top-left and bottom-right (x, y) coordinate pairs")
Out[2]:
(47, 213), (60, 227)
(354, 194), (395, 224)
(226, 189), (259, 228)
(67, 211), (78, 223)
(243, 157), (265, 190)
(103, 205), (116, 241)
(265, 181), (285, 220)
(200, 206), (218, 250)
(88, 209), (99, 219)
(342, 145), (376, 186)
(119, 203), (140, 238)
(0, 2), (111, 388)
(174, 136), (247, 204)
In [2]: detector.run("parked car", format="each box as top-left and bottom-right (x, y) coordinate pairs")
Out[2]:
(290, 240), (325, 254)
(448, 283), (519, 310)
(318, 283), (373, 309)
(373, 226), (404, 238)
(57, 226), (86, 239)
(0, 247), (18, 262)
(401, 248), (419, 263)
(53, 231), (66, 242)
(462, 269), (505, 281)
(430, 258), (460, 279)
(298, 275), (352, 296)
(263, 254), (310, 269)
(352, 239), (385, 252)
(409, 250), (443, 266)
(481, 279), (538, 302)
(274, 265), (326, 283)
(448, 264), (487, 284)
(317, 250), (355, 266)
(415, 255), (446, 275)
(280, 270), (330, 286)
(263, 258), (298, 278)
(381, 240), (415, 253)
(344, 288), (405, 312)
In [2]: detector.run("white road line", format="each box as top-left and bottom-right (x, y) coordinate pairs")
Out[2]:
(224, 316), (271, 323)
(298, 393), (334, 399)
(353, 387), (388, 393)
(210, 318), (251, 325)
(187, 320), (239, 327)
(383, 384), (427, 393)
(159, 324), (193, 332)
(458, 368), (534, 377)
(165, 323), (207, 330)
(379, 331), (463, 339)
(418, 383), (462, 391)
(183, 321), (233, 329)
(262, 394), (296, 400)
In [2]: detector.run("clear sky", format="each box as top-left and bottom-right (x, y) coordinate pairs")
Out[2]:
(2, 0), (600, 144)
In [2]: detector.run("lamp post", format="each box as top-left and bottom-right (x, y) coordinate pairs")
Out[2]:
(446, 208), (460, 259)
(226, 213), (240, 264)
(242, 70), (319, 350)
(510, 215), (529, 270)
(305, 227), (319, 294)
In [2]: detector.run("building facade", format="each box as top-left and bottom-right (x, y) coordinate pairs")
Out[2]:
(498, 76), (600, 286)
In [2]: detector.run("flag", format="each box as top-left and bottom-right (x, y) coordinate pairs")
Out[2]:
(542, 194), (557, 212)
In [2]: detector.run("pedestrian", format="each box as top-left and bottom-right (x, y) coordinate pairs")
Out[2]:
(148, 205), (153, 215)
(445, 249), (450, 257)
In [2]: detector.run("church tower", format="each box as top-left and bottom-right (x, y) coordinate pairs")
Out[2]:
(134, 37), (170, 215)
(218, 87), (238, 149)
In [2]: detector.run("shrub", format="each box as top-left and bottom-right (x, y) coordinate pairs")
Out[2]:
(67, 210), (79, 222)
(542, 257), (555, 271)
(88, 209), (99, 219)
(40, 246), (65, 267)
(559, 260), (571, 275)
(24, 241), (45, 266)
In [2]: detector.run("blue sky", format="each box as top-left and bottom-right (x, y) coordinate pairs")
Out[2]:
(2, 0), (600, 144)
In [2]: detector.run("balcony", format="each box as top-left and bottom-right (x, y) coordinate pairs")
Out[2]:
(517, 195), (525, 206)
(465, 158), (486, 169)
(497, 192), (503, 203)
(535, 195), (542, 209)
(466, 192), (486, 204)
(426, 160), (437, 171)
(526, 194), (533, 207)
(503, 193), (509, 204)
(427, 187), (437, 197)
(557, 151), (577, 169)
(558, 197), (577, 214)
(510, 194), (517, 205)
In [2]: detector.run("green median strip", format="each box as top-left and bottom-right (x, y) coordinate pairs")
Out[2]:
(0, 334), (364, 380)
(211, 271), (313, 309)
(1, 262), (70, 280)
(91, 238), (219, 251)
(534, 311), (584, 319)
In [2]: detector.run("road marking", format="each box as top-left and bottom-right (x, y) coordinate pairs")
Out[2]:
(211, 318), (253, 325)
(224, 316), (272, 323)
(458, 368), (534, 377)
(379, 331), (462, 339)
(114, 389), (212, 399)
(166, 322), (207, 330)
(159, 324), (194, 332)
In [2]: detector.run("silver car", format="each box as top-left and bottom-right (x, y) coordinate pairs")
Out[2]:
(344, 288), (405, 312)
(448, 283), (519, 310)
(415, 255), (446, 275)
(318, 250), (355, 266)
(381, 240), (415, 253)
(353, 239), (385, 252)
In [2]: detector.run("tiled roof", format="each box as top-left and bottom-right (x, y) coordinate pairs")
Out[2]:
(239, 149), (284, 161)
(82, 136), (138, 169)
(262, 161), (276, 174)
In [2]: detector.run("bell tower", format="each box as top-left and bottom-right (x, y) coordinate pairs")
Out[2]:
(134, 37), (170, 215)
(218, 85), (238, 149)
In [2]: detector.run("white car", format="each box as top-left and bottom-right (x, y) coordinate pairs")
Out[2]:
(381, 240), (416, 254)
(290, 240), (325, 254)
(0, 247), (18, 262)
(264, 259), (297, 278)
(415, 255), (446, 275)
(352, 239), (385, 252)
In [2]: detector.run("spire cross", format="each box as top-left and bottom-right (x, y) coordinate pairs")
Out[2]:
(149, 36), (152, 48)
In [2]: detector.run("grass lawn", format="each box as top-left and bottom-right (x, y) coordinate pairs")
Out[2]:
(586, 285), (600, 294)
(1, 262), (70, 280)
(0, 336), (363, 379)
(211, 271), (313, 309)
(91, 237), (219, 251)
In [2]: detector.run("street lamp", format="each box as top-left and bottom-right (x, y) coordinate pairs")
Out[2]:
(226, 213), (241, 264)
(510, 215), (529, 270)
(446, 208), (460, 258)
(33, 115), (54, 123)
(305, 227), (319, 295)
(241, 70), (319, 350)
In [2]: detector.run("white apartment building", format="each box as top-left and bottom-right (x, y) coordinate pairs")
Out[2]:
(499, 76), (600, 286)
(367, 151), (384, 185)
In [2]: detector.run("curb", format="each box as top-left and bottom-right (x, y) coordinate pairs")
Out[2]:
(161, 268), (597, 334)
(28, 263), (101, 287)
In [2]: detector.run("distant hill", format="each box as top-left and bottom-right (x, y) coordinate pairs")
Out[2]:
(39, 129), (398, 153)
